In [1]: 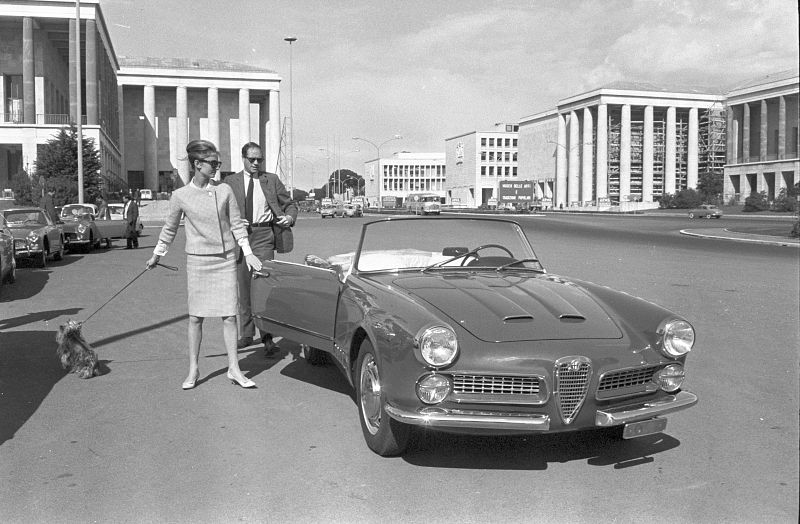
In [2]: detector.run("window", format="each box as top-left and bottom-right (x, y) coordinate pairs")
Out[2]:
(489, 166), (495, 176)
(481, 166), (486, 176)
(513, 152), (517, 161)
(481, 151), (486, 161)
(489, 152), (495, 161)
(505, 138), (510, 147)
(489, 138), (495, 147)
(513, 139), (518, 147)
(513, 167), (518, 177)
(481, 138), (487, 146)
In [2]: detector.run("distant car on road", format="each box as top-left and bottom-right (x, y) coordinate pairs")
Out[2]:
(2, 207), (65, 267)
(343, 203), (363, 217)
(139, 189), (153, 200)
(320, 202), (344, 219)
(1, 214), (17, 290)
(688, 204), (722, 219)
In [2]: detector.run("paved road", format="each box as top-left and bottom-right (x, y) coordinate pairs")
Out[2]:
(1, 213), (797, 523)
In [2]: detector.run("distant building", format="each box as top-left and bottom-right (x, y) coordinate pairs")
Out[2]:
(444, 123), (519, 207)
(363, 152), (445, 207)
(517, 83), (725, 211)
(723, 69), (799, 202)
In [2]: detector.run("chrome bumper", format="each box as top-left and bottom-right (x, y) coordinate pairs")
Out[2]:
(595, 390), (698, 426)
(384, 405), (550, 431)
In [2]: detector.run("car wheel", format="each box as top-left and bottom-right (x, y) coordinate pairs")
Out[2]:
(688, 212), (695, 219)
(87, 233), (95, 252)
(53, 237), (64, 261)
(302, 345), (328, 366)
(355, 339), (411, 456)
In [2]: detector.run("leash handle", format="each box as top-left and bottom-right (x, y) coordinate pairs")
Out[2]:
(157, 263), (178, 271)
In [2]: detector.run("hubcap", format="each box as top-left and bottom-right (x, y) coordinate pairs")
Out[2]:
(359, 354), (382, 435)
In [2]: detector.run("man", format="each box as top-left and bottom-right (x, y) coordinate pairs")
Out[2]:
(224, 142), (298, 356)
(123, 193), (139, 249)
(40, 188), (58, 223)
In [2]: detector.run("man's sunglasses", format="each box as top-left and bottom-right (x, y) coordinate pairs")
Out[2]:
(199, 159), (222, 169)
(245, 157), (263, 163)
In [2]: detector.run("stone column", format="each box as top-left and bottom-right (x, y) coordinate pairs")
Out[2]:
(555, 112), (567, 208)
(268, 90), (281, 175)
(207, 87), (219, 146)
(778, 95), (786, 160)
(665, 106), (676, 194)
(258, 96), (268, 159)
(582, 107), (593, 203)
(23, 17), (35, 124)
(620, 104), (631, 200)
(743, 102), (750, 162)
(596, 104), (608, 200)
(760, 99), (767, 161)
(176, 86), (189, 185)
(567, 111), (580, 205)
(238, 88), (250, 166)
(69, 20), (77, 122)
(687, 107), (698, 189)
(143, 85), (158, 191)
(726, 104), (735, 164)
(85, 19), (97, 125)
(118, 86), (125, 182)
(643, 105), (654, 201)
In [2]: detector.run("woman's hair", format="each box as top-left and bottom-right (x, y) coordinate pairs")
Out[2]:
(186, 140), (218, 172)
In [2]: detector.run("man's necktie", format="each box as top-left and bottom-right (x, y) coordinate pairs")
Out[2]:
(246, 175), (254, 223)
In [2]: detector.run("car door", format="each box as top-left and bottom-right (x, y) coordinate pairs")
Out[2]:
(251, 259), (341, 351)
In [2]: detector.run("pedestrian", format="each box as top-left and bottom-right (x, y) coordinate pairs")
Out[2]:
(223, 142), (298, 356)
(41, 187), (58, 223)
(122, 193), (139, 249)
(96, 195), (108, 220)
(145, 139), (263, 390)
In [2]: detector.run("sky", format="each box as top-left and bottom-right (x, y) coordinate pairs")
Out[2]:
(100, 0), (799, 191)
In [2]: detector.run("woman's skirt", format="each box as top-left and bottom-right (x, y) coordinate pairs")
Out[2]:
(185, 250), (238, 317)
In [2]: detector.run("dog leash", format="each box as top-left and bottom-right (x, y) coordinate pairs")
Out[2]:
(82, 263), (178, 324)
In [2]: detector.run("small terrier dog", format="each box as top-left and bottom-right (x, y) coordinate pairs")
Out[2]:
(56, 320), (100, 379)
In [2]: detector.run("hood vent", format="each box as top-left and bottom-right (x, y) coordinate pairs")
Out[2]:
(503, 315), (533, 323)
(559, 314), (586, 323)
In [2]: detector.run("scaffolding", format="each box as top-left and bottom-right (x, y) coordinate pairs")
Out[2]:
(698, 105), (727, 179)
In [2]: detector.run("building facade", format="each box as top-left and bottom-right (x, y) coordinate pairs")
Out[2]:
(118, 57), (281, 192)
(444, 124), (519, 207)
(0, 0), (122, 193)
(518, 83), (726, 210)
(723, 69), (799, 202)
(363, 152), (445, 207)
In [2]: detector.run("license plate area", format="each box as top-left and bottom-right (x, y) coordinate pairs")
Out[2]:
(622, 417), (667, 439)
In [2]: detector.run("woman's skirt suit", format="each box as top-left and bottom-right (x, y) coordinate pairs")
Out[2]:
(153, 182), (251, 317)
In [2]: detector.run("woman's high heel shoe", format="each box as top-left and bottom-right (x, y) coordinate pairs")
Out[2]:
(227, 371), (255, 388)
(182, 372), (199, 390)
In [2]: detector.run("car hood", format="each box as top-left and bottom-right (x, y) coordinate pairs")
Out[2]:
(8, 225), (43, 237)
(392, 273), (623, 342)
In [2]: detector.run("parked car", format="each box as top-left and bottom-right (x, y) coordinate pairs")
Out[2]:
(2, 207), (65, 268)
(688, 204), (722, 219)
(320, 202), (344, 219)
(0, 214), (17, 290)
(107, 203), (144, 236)
(139, 189), (153, 200)
(343, 203), (363, 217)
(59, 204), (103, 251)
(251, 217), (699, 456)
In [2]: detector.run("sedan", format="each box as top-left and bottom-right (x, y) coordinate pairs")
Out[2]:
(2, 208), (65, 268)
(251, 217), (698, 456)
(688, 204), (723, 219)
(0, 214), (17, 291)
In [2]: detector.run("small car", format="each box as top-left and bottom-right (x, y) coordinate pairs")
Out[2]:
(251, 217), (699, 456)
(60, 204), (103, 252)
(2, 207), (65, 268)
(139, 189), (153, 200)
(343, 203), (363, 218)
(688, 204), (722, 219)
(320, 202), (344, 219)
(1, 215), (17, 291)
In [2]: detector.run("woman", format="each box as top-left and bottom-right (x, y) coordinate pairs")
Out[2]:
(145, 140), (262, 389)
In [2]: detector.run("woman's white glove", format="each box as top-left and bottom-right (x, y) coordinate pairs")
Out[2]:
(245, 253), (263, 272)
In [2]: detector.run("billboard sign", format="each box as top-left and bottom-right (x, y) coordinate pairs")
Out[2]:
(497, 180), (534, 206)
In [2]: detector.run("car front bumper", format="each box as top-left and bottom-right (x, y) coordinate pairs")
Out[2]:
(385, 390), (697, 432)
(13, 240), (43, 258)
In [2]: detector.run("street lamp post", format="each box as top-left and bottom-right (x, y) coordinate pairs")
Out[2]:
(284, 36), (297, 199)
(352, 135), (402, 206)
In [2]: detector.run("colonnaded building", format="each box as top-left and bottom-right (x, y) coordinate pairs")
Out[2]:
(0, 0), (282, 197)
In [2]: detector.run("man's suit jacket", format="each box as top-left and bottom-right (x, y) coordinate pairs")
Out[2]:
(124, 199), (139, 237)
(223, 171), (298, 253)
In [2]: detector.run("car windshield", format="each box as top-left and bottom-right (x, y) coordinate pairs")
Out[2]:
(353, 218), (542, 273)
(3, 210), (47, 225)
(62, 205), (94, 219)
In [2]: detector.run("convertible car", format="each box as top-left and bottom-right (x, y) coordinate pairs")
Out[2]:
(2, 207), (65, 268)
(60, 204), (103, 251)
(251, 217), (698, 456)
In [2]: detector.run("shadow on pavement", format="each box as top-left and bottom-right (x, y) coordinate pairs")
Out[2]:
(403, 428), (680, 470)
(0, 329), (67, 445)
(0, 308), (83, 330)
(90, 313), (188, 349)
(279, 349), (352, 397)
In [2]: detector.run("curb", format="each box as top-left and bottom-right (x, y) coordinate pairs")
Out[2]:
(680, 228), (800, 247)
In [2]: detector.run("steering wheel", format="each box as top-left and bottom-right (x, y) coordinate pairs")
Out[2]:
(460, 243), (515, 266)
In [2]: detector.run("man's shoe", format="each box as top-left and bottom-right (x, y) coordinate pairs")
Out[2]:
(263, 334), (279, 357)
(237, 337), (253, 349)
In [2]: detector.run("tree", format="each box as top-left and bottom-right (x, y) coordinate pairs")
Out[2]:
(696, 171), (723, 203)
(10, 170), (39, 206)
(660, 188), (702, 209)
(33, 125), (102, 206)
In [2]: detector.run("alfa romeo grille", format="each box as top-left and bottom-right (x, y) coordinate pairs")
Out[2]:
(598, 366), (659, 391)
(554, 357), (591, 424)
(453, 374), (541, 395)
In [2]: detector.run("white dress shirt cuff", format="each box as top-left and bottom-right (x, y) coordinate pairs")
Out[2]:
(238, 237), (253, 257)
(153, 240), (169, 256)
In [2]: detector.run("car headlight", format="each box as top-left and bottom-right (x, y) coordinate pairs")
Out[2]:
(26, 231), (39, 243)
(416, 373), (451, 404)
(657, 319), (695, 358)
(77, 224), (88, 234)
(655, 364), (685, 392)
(417, 326), (458, 367)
